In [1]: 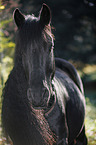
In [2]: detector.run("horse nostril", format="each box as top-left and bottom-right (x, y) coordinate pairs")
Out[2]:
(27, 88), (33, 101)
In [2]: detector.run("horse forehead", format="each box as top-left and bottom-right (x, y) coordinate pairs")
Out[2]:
(19, 20), (41, 42)
(18, 15), (38, 34)
(26, 42), (41, 52)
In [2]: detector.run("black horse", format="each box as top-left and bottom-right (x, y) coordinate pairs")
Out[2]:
(2, 4), (87, 145)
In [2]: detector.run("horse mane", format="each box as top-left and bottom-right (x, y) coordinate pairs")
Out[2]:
(43, 25), (55, 45)
(44, 25), (54, 38)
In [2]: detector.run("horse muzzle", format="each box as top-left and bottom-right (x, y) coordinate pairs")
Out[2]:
(27, 88), (49, 108)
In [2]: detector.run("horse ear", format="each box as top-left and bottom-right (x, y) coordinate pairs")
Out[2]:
(13, 8), (25, 28)
(40, 4), (51, 26)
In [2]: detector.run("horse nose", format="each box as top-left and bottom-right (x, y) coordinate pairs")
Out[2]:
(27, 88), (41, 105)
(27, 88), (49, 106)
(27, 88), (49, 107)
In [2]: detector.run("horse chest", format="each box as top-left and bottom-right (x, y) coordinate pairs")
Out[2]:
(46, 101), (68, 143)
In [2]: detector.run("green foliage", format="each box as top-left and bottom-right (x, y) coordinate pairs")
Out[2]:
(0, 17), (14, 86)
(0, 2), (15, 144)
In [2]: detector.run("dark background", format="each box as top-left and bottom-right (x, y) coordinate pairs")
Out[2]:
(19, 0), (96, 63)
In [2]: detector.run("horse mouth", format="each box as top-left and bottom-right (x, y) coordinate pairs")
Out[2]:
(31, 106), (46, 110)
(27, 88), (56, 115)
(31, 99), (48, 110)
(31, 93), (56, 117)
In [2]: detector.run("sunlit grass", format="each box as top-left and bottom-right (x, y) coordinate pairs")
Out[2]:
(85, 91), (96, 145)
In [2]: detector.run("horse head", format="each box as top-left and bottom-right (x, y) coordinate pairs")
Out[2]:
(14, 4), (55, 109)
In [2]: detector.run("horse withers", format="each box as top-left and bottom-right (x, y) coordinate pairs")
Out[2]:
(2, 3), (87, 145)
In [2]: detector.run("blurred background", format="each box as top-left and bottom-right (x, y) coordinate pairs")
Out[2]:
(0, 0), (96, 144)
